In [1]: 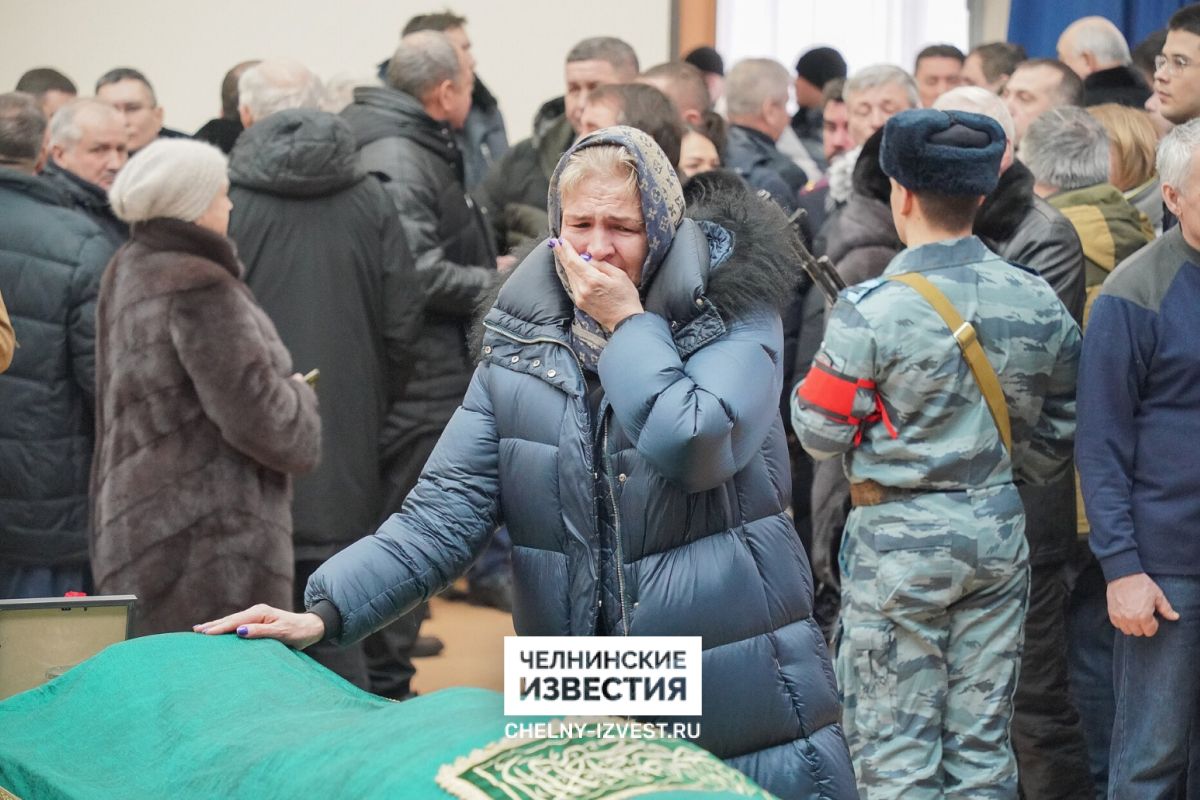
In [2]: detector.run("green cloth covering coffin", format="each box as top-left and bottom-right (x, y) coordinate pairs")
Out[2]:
(0, 633), (774, 799)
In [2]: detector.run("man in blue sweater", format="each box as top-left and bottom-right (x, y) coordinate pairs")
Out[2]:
(1076, 116), (1200, 798)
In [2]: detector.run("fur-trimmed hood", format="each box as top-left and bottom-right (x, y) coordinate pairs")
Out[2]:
(472, 182), (802, 356)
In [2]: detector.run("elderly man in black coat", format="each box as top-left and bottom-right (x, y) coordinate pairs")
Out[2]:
(40, 99), (130, 247)
(1057, 16), (1152, 108)
(226, 60), (426, 693)
(0, 92), (115, 598)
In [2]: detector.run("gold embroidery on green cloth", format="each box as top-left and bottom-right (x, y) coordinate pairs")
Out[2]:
(0, 786), (23, 800)
(436, 718), (774, 800)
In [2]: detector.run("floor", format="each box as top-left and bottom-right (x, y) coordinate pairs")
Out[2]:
(410, 592), (512, 694)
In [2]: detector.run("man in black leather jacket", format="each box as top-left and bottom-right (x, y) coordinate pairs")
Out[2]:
(340, 30), (501, 700)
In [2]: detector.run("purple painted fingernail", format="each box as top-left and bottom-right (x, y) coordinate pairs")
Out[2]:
(236, 625), (248, 637)
(580, 253), (592, 262)
(546, 238), (558, 248)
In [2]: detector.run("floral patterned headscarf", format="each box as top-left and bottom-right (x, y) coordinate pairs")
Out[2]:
(547, 126), (686, 368)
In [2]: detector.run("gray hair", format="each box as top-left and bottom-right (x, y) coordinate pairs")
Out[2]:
(725, 58), (791, 118)
(0, 92), (46, 164)
(934, 86), (1016, 146)
(1062, 16), (1132, 66)
(386, 30), (464, 99)
(557, 144), (638, 200)
(844, 64), (920, 109)
(1021, 105), (1111, 192)
(322, 72), (381, 114)
(1157, 117), (1200, 193)
(565, 37), (640, 79)
(237, 60), (323, 121)
(48, 98), (122, 149)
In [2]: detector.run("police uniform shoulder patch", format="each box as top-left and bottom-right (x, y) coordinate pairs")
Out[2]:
(840, 277), (888, 304)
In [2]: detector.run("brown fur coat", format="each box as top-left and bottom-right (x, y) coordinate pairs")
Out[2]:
(90, 218), (320, 635)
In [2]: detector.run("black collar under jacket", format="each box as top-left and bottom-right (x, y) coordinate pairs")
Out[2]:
(975, 159), (1036, 244)
(41, 159), (111, 214)
(472, 76), (499, 114)
(377, 55), (500, 115)
(128, 217), (244, 280)
(228, 108), (365, 199)
(481, 186), (802, 356)
(341, 86), (464, 181)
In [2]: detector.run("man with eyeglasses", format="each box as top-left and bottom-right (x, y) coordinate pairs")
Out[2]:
(95, 68), (188, 154)
(1151, 5), (1200, 234)
(1154, 6), (1200, 126)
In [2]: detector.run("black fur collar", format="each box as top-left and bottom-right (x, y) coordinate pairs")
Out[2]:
(974, 159), (1035, 243)
(471, 184), (802, 356)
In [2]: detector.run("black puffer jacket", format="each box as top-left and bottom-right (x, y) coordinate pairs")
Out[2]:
(40, 161), (128, 249)
(228, 109), (426, 559)
(0, 169), (115, 567)
(341, 87), (496, 432)
(475, 111), (575, 251)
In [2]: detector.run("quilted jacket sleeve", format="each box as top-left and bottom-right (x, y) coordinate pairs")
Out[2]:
(374, 182), (426, 404)
(304, 364), (502, 645)
(67, 230), (114, 408)
(599, 311), (784, 494)
(363, 139), (495, 317)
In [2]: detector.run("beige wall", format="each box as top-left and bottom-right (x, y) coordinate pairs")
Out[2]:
(1, 0), (671, 141)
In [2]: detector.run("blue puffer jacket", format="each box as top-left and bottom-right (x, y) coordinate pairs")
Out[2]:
(306, 194), (856, 799)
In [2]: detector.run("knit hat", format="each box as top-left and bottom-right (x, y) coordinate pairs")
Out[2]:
(109, 139), (228, 224)
(684, 46), (724, 77)
(880, 109), (1005, 196)
(795, 47), (847, 90)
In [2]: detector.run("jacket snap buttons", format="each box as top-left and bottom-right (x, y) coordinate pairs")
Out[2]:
(546, 369), (557, 378)
(694, 298), (704, 308)
(618, 473), (627, 483)
(532, 359), (541, 367)
(482, 345), (492, 354)
(510, 355), (519, 364)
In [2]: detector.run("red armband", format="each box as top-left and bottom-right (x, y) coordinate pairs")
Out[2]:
(797, 362), (899, 445)
(796, 362), (875, 425)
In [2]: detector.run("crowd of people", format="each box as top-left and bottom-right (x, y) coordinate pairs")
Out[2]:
(3, 5), (1200, 798)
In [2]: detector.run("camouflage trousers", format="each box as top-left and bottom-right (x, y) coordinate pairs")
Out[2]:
(837, 484), (1030, 799)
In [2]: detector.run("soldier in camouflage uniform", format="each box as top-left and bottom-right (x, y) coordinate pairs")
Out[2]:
(791, 109), (1081, 799)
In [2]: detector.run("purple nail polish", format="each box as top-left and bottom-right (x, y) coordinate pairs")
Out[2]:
(546, 238), (558, 248)
(236, 625), (248, 637)
(581, 253), (592, 262)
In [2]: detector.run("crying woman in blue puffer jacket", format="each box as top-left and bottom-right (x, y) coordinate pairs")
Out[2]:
(197, 125), (857, 799)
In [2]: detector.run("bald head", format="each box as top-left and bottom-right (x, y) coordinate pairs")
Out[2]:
(934, 86), (1016, 172)
(49, 99), (128, 189)
(1057, 16), (1132, 78)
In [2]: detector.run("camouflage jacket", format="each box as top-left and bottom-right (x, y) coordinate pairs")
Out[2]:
(792, 236), (1080, 491)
